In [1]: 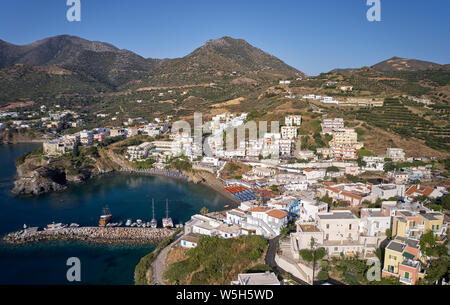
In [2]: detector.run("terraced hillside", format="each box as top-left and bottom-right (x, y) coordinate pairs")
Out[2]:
(354, 98), (450, 152)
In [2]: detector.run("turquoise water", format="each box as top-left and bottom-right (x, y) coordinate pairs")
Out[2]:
(0, 144), (231, 285)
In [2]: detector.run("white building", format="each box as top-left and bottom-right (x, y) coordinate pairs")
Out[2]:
(285, 115), (302, 127)
(359, 208), (391, 237)
(386, 148), (406, 162)
(281, 126), (298, 140)
(79, 130), (93, 145)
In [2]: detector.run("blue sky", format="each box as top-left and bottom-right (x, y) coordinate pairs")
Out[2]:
(0, 0), (449, 75)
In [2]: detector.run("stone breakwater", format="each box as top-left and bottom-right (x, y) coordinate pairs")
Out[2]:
(3, 227), (174, 245)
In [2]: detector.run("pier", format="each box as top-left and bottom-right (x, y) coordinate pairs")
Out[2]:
(3, 226), (174, 245)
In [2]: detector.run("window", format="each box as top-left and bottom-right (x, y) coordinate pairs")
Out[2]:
(436, 225), (439, 230)
(404, 272), (409, 279)
(349, 224), (352, 230)
(326, 224), (329, 229)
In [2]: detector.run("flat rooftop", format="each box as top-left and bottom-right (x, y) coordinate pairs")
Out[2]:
(300, 224), (321, 232)
(386, 241), (405, 253)
(238, 272), (280, 285)
(318, 211), (356, 220)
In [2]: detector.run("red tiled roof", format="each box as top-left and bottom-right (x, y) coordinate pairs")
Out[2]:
(406, 185), (435, 197)
(266, 209), (288, 219)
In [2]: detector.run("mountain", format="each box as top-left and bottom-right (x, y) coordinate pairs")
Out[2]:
(0, 35), (165, 88)
(163, 37), (302, 75)
(0, 35), (304, 92)
(372, 56), (444, 72)
(328, 68), (359, 74)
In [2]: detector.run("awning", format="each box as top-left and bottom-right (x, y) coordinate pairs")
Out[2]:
(403, 252), (415, 260)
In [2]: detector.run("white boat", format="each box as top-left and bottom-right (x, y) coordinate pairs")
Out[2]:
(69, 223), (80, 228)
(136, 219), (143, 226)
(44, 222), (66, 231)
(125, 219), (132, 226)
(131, 223), (137, 227)
(162, 199), (174, 228)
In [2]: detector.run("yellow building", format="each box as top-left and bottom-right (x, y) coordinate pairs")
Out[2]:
(392, 217), (408, 238)
(418, 212), (445, 239)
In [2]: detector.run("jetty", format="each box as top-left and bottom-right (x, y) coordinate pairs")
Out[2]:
(3, 226), (174, 245)
(119, 168), (189, 180)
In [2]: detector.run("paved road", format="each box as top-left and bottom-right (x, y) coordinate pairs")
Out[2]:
(151, 232), (183, 285)
(265, 236), (309, 285)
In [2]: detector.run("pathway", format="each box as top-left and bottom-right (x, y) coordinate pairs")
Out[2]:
(151, 231), (184, 285)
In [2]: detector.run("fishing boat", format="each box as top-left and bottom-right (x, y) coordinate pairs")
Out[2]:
(99, 205), (112, 227)
(150, 199), (157, 228)
(125, 219), (132, 226)
(162, 199), (173, 228)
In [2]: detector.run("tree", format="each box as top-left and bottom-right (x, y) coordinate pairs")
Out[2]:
(200, 207), (209, 215)
(326, 166), (339, 173)
(385, 228), (392, 239)
(299, 237), (326, 284)
(441, 193), (450, 211)
(383, 161), (396, 173)
(424, 258), (449, 284)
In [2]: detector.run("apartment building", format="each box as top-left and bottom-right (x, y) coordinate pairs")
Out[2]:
(321, 118), (344, 134)
(392, 210), (446, 240)
(382, 237), (424, 285)
(126, 142), (154, 161)
(386, 148), (406, 162)
(291, 210), (378, 259)
(359, 208), (391, 237)
(285, 115), (302, 126)
(79, 130), (93, 145)
(371, 184), (406, 200)
(330, 128), (358, 146)
(281, 126), (298, 140)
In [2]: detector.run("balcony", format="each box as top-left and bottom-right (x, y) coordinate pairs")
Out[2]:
(399, 277), (412, 285)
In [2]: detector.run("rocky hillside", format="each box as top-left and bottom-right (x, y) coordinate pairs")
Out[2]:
(151, 36), (303, 85)
(372, 56), (445, 72)
(0, 35), (304, 99)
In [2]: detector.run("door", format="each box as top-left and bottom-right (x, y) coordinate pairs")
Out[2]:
(404, 272), (409, 279)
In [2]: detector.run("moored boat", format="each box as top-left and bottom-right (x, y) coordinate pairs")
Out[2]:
(99, 205), (112, 227)
(44, 222), (67, 231)
(162, 199), (173, 228)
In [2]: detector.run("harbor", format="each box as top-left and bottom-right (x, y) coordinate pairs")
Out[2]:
(3, 226), (175, 245)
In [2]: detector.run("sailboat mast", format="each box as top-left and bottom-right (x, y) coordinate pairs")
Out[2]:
(152, 199), (155, 220)
(166, 199), (169, 219)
